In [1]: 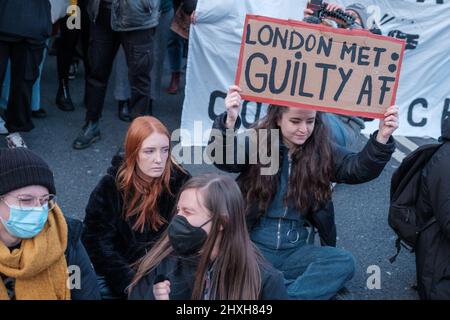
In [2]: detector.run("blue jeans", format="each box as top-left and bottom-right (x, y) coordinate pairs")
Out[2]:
(251, 217), (355, 300)
(167, 30), (186, 73)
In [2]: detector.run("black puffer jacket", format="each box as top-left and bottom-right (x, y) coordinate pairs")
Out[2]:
(208, 112), (396, 246)
(128, 254), (289, 300)
(415, 115), (450, 299)
(81, 154), (190, 298)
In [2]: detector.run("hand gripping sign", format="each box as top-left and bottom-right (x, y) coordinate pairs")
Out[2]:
(235, 15), (406, 119)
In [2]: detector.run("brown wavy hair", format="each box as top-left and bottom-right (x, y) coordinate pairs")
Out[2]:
(238, 105), (334, 215)
(129, 174), (265, 300)
(117, 116), (176, 233)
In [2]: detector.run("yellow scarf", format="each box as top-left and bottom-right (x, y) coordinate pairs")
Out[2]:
(0, 205), (70, 300)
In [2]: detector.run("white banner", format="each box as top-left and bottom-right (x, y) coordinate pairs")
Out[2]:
(181, 0), (450, 146)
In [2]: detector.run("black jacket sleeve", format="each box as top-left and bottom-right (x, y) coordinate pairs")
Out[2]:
(128, 269), (157, 300)
(332, 130), (395, 184)
(65, 218), (101, 300)
(207, 112), (252, 173)
(260, 265), (289, 300)
(308, 200), (337, 247)
(81, 175), (135, 297)
(424, 144), (450, 239)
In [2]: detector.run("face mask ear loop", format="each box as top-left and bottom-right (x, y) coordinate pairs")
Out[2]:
(199, 218), (212, 229)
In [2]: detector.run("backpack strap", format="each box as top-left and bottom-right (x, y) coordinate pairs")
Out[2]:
(389, 216), (437, 263)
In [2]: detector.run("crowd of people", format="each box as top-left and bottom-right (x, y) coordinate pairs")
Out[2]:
(0, 0), (448, 301)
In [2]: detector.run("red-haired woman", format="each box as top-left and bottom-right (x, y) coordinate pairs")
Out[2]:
(82, 116), (190, 299)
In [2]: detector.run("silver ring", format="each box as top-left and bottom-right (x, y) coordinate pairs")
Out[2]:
(287, 229), (300, 244)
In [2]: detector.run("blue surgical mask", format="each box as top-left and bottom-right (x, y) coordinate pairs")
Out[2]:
(1, 203), (49, 239)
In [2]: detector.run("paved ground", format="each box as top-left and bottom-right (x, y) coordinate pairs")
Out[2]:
(0, 53), (439, 300)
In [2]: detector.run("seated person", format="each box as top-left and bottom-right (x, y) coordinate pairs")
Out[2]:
(0, 147), (100, 300)
(128, 174), (288, 300)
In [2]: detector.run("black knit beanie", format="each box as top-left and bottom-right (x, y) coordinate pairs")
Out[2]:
(0, 148), (56, 196)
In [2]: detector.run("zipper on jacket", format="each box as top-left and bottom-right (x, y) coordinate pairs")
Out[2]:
(276, 156), (292, 250)
(276, 217), (282, 250)
(282, 160), (292, 219)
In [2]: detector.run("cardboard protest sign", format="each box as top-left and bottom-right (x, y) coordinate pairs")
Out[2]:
(235, 15), (406, 119)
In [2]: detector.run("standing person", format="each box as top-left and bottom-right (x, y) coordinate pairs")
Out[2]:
(128, 174), (288, 300)
(73, 0), (161, 150)
(207, 85), (398, 300)
(415, 115), (450, 299)
(0, 148), (100, 300)
(82, 116), (190, 298)
(0, 0), (51, 136)
(113, 0), (174, 122)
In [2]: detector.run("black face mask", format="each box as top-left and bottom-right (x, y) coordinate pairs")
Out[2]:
(168, 215), (211, 256)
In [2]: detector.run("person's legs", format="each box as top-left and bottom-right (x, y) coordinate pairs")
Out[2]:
(84, 8), (120, 122)
(79, 0), (91, 106)
(56, 15), (79, 111)
(112, 46), (131, 122)
(31, 43), (49, 116)
(5, 41), (44, 133)
(151, 8), (174, 100)
(166, 30), (183, 94)
(113, 46), (131, 101)
(280, 244), (355, 300)
(167, 30), (183, 73)
(73, 5), (120, 150)
(121, 28), (154, 118)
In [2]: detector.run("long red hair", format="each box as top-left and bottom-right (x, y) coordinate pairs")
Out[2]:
(117, 116), (173, 232)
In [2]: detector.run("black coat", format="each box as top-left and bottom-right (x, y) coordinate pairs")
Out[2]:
(81, 155), (191, 298)
(65, 217), (101, 300)
(0, 0), (52, 43)
(209, 112), (396, 246)
(128, 255), (289, 300)
(415, 125), (450, 299)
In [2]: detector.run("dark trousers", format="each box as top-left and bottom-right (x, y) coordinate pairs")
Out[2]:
(56, 0), (90, 82)
(85, 6), (154, 121)
(0, 40), (45, 132)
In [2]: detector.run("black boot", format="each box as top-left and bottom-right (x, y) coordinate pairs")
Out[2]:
(72, 121), (101, 150)
(56, 79), (75, 111)
(118, 100), (131, 122)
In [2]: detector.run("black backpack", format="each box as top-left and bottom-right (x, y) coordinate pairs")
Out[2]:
(388, 143), (442, 263)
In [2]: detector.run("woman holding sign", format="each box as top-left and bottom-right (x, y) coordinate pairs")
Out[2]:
(207, 85), (398, 300)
